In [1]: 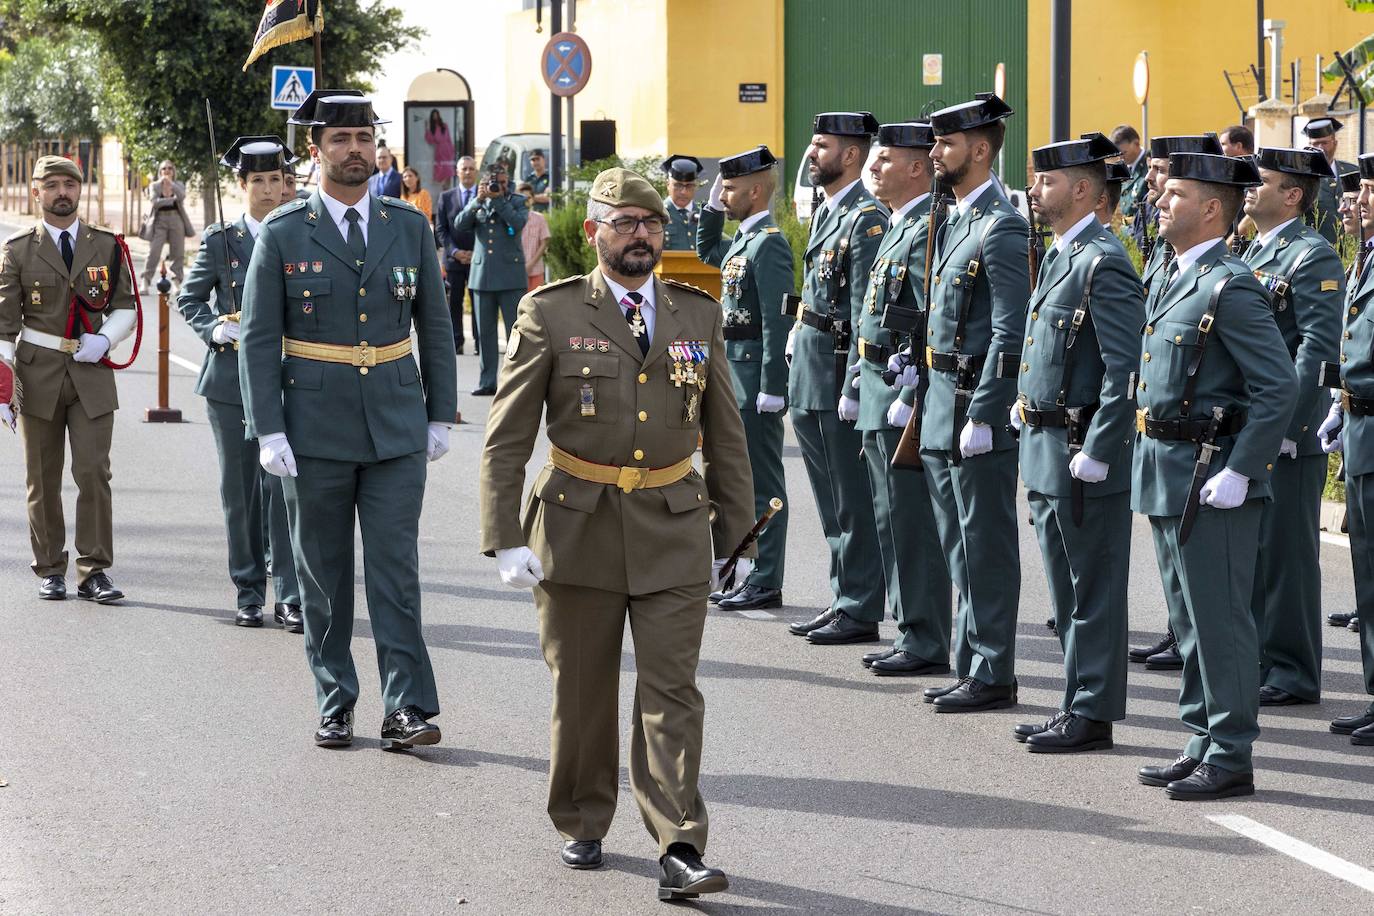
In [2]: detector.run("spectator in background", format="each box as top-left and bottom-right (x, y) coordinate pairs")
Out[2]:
(1220, 125), (1255, 157)
(525, 149), (551, 212)
(1110, 124), (1147, 222)
(454, 163), (527, 395)
(140, 159), (195, 292)
(425, 108), (456, 186)
(516, 181), (551, 291)
(369, 144), (402, 198)
(435, 155), (479, 355)
(401, 166), (434, 223)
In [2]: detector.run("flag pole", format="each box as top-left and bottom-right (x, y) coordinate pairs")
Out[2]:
(313, 12), (323, 84)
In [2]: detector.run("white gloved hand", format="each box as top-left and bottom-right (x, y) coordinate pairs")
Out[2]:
(837, 395), (859, 422)
(708, 173), (724, 211)
(258, 432), (298, 478)
(886, 350), (919, 387)
(785, 324), (797, 361)
(426, 422), (450, 462)
(1318, 401), (1344, 454)
(756, 392), (786, 414)
(0, 403), (13, 432)
(1008, 402), (1023, 431)
(886, 399), (913, 429)
(710, 556), (754, 592)
(959, 420), (993, 458)
(211, 321), (240, 345)
(496, 546), (544, 589)
(1279, 438), (1298, 459)
(1200, 467), (1250, 509)
(72, 333), (110, 364)
(1068, 451), (1110, 483)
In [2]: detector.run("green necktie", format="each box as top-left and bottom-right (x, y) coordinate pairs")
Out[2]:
(344, 207), (365, 267)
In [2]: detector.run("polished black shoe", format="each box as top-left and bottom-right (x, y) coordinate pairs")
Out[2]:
(708, 580), (742, 605)
(788, 607), (837, 637)
(1328, 610), (1357, 627)
(77, 572), (124, 604)
(560, 839), (603, 870)
(235, 605), (264, 627)
(1026, 713), (1113, 753)
(314, 710), (353, 747)
(1045, 617), (1057, 632)
(37, 575), (66, 600)
(1353, 722), (1374, 746)
(273, 603), (304, 633)
(1259, 685), (1313, 707)
(718, 583), (782, 611)
(1129, 628), (1175, 664)
(657, 843), (728, 901)
(1330, 706), (1374, 735)
(381, 705), (441, 751)
(1138, 753), (1200, 787)
(806, 611), (880, 645)
(862, 646), (899, 669)
(870, 651), (950, 677)
(1165, 763), (1254, 800)
(470, 386), (496, 396)
(932, 677), (1017, 713)
(923, 677), (964, 704)
(1145, 642), (1184, 671)
(1352, 616), (1362, 633)
(1013, 710), (1066, 744)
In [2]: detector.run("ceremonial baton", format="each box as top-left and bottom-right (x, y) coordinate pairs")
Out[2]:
(719, 498), (784, 584)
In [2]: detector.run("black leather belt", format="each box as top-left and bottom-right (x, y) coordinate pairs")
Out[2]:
(1343, 391), (1374, 416)
(857, 337), (891, 365)
(1138, 411), (1246, 441)
(799, 307), (838, 332)
(1019, 403), (1099, 429)
(925, 348), (986, 374)
(722, 325), (762, 341)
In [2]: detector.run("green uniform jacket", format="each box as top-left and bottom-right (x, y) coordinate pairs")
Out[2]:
(1242, 220), (1344, 457)
(239, 192), (458, 462)
(1339, 258), (1374, 476)
(178, 217), (253, 404)
(1017, 220), (1144, 497)
(665, 199), (702, 252)
(454, 192), (528, 291)
(1310, 161), (1357, 245)
(1119, 155), (1149, 221)
(855, 196), (930, 430)
(1131, 241), (1298, 516)
(1141, 234), (1172, 295)
(789, 182), (888, 410)
(920, 183), (1031, 453)
(695, 207), (793, 408)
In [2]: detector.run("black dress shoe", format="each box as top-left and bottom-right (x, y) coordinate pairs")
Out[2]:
(1138, 753), (1200, 787)
(315, 710), (353, 747)
(923, 677), (964, 704)
(235, 605), (264, 627)
(1045, 617), (1057, 631)
(657, 843), (728, 901)
(1165, 763), (1254, 800)
(1013, 710), (1066, 744)
(1026, 713), (1113, 753)
(708, 581), (742, 605)
(560, 839), (603, 870)
(932, 677), (1017, 712)
(788, 607), (837, 637)
(1330, 707), (1374, 735)
(470, 386), (496, 396)
(273, 603), (304, 633)
(381, 705), (441, 751)
(870, 651), (950, 677)
(1259, 685), (1313, 707)
(1328, 610), (1356, 627)
(38, 575), (66, 600)
(718, 583), (782, 611)
(1145, 642), (1183, 671)
(1129, 628), (1176, 664)
(862, 647), (899, 668)
(806, 611), (880, 645)
(1352, 616), (1362, 632)
(76, 572), (124, 604)
(1352, 722), (1374, 746)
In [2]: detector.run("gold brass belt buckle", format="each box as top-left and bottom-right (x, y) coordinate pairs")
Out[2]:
(924, 345), (935, 368)
(351, 345), (378, 367)
(1342, 391), (1352, 412)
(857, 338), (868, 358)
(1136, 409), (1147, 434)
(59, 338), (80, 355)
(617, 465), (647, 493)
(1018, 403), (1029, 425)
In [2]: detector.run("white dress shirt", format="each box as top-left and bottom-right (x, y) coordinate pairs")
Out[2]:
(889, 192), (930, 226)
(1172, 236), (1226, 275)
(956, 176), (998, 216)
(738, 210), (771, 235)
(1255, 217), (1297, 249)
(243, 213), (263, 239)
(42, 218), (81, 258)
(603, 273), (658, 343)
(319, 188), (370, 246)
(1051, 212), (1099, 256)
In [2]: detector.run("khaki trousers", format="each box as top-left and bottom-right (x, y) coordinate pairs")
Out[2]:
(535, 579), (710, 855)
(21, 374), (114, 582)
(143, 211), (186, 284)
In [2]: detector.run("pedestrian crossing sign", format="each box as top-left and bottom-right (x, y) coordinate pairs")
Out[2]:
(271, 66), (315, 111)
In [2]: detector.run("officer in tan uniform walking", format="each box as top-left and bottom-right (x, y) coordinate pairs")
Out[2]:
(479, 167), (755, 901)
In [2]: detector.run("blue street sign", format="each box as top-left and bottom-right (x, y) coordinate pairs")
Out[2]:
(541, 32), (592, 98)
(271, 66), (315, 111)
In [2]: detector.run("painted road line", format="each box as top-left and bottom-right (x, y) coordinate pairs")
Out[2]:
(737, 610), (777, 620)
(1207, 814), (1374, 894)
(1320, 531), (1348, 548)
(169, 353), (202, 374)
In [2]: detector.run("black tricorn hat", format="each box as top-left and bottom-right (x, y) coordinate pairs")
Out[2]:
(1255, 147), (1332, 180)
(1105, 161), (1131, 184)
(1359, 153), (1374, 181)
(1031, 132), (1117, 172)
(812, 111), (880, 137)
(1149, 134), (1223, 159)
(220, 135), (299, 173)
(660, 155), (704, 182)
(1168, 152), (1262, 186)
(718, 145), (777, 179)
(1343, 169), (1364, 193)
(289, 89), (389, 128)
(1303, 117), (1343, 139)
(929, 92), (1014, 136)
(876, 122), (935, 149)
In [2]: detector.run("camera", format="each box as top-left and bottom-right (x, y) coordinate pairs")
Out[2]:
(487, 178), (501, 193)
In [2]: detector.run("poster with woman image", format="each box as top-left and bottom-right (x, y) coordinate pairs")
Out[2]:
(403, 103), (468, 201)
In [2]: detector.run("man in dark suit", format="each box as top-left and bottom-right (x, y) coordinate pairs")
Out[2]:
(368, 144), (402, 199)
(435, 155), (479, 354)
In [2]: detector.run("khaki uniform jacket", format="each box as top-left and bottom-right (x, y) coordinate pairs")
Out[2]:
(479, 268), (756, 595)
(0, 222), (135, 420)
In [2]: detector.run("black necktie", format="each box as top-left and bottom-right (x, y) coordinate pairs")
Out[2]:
(60, 230), (73, 272)
(622, 291), (650, 356)
(344, 207), (365, 267)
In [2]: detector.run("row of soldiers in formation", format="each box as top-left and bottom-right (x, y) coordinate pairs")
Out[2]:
(679, 99), (1374, 801)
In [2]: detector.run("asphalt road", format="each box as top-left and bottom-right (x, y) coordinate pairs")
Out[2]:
(0, 219), (1372, 914)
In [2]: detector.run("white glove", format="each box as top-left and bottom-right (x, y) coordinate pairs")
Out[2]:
(426, 422), (451, 462)
(710, 556), (754, 591)
(756, 392), (786, 414)
(496, 546), (544, 589)
(1279, 438), (1298, 459)
(1318, 402), (1344, 454)
(1008, 402), (1023, 431)
(1200, 467), (1250, 509)
(1068, 451), (1110, 483)
(959, 420), (993, 458)
(785, 324), (797, 361)
(211, 321), (240, 345)
(886, 399), (913, 428)
(72, 333), (110, 363)
(886, 350), (919, 387)
(0, 403), (13, 432)
(708, 173), (723, 211)
(258, 432), (298, 478)
(838, 395), (859, 422)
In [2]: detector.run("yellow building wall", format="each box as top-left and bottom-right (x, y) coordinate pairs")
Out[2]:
(1026, 0), (1374, 153)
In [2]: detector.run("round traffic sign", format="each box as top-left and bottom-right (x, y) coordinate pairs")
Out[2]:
(542, 31), (593, 98)
(1133, 51), (1150, 105)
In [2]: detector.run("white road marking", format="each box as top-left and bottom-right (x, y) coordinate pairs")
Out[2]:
(1207, 814), (1374, 894)
(1320, 531), (1348, 548)
(736, 609), (776, 620)
(168, 353), (202, 374)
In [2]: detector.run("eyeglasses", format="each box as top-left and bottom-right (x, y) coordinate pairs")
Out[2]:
(595, 216), (667, 235)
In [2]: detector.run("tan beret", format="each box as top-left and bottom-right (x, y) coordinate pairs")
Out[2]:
(588, 167), (667, 219)
(33, 156), (83, 182)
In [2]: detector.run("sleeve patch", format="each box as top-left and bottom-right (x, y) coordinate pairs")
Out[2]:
(506, 329), (522, 359)
(1321, 280), (1340, 292)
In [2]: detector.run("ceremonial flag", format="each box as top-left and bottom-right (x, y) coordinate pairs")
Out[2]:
(243, 0), (324, 71)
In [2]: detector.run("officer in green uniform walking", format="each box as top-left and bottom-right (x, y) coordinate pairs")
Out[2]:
(696, 145), (793, 611)
(178, 136), (302, 631)
(662, 155), (703, 251)
(455, 162), (528, 395)
(1111, 124), (1148, 222)
(1241, 148), (1344, 707)
(1010, 133), (1144, 751)
(785, 112), (889, 645)
(1301, 118), (1358, 245)
(1133, 152), (1297, 799)
(239, 90), (458, 750)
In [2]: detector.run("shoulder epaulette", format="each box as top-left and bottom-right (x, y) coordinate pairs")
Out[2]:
(379, 195), (419, 213)
(203, 222), (228, 237)
(764, 226), (782, 234)
(265, 198), (308, 223)
(530, 275), (582, 297)
(859, 204), (879, 214)
(664, 277), (716, 300)
(4, 225), (39, 245)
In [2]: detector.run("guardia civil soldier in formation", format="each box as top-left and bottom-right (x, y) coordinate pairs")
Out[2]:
(1302, 118), (1358, 245)
(1133, 153), (1296, 799)
(239, 90), (457, 751)
(479, 167), (754, 900)
(455, 161), (528, 395)
(0, 155), (135, 604)
(1241, 148), (1344, 707)
(178, 136), (302, 631)
(786, 111), (889, 646)
(662, 155), (703, 251)
(696, 145), (792, 610)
